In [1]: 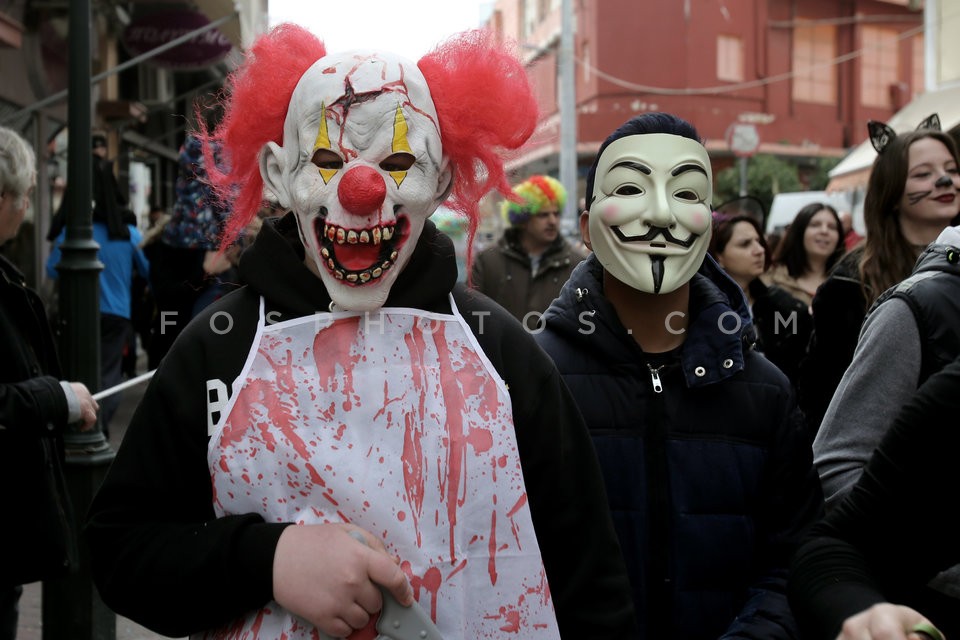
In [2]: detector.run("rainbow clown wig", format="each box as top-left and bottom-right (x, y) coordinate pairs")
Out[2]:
(198, 22), (539, 271)
(501, 175), (567, 227)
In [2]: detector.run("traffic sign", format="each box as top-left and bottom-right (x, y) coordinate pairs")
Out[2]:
(726, 123), (760, 157)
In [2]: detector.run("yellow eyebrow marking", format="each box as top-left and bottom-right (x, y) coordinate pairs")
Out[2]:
(313, 103), (331, 152)
(312, 103), (337, 184)
(390, 104), (411, 187)
(392, 104), (411, 153)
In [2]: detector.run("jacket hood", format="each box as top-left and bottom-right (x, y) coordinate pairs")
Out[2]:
(238, 212), (459, 316)
(909, 239), (960, 279)
(700, 250), (754, 326)
(936, 225), (960, 247)
(543, 252), (754, 387)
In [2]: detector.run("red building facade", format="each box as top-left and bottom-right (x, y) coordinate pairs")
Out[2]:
(487, 0), (924, 190)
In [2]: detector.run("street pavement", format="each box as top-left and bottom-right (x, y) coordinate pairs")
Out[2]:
(17, 355), (183, 640)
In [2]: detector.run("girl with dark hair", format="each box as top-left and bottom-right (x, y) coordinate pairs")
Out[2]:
(710, 212), (811, 386)
(799, 125), (960, 435)
(709, 213), (769, 304)
(764, 202), (845, 309)
(860, 129), (960, 298)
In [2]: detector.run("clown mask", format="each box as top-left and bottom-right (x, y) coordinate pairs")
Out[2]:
(261, 51), (452, 311)
(583, 133), (713, 294)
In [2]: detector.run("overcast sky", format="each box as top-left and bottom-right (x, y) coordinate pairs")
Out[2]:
(267, 0), (493, 61)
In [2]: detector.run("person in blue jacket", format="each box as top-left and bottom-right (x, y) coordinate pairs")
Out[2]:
(48, 201), (149, 435)
(535, 112), (824, 639)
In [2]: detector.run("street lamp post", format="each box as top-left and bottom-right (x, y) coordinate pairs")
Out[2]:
(558, 0), (578, 224)
(42, 0), (116, 638)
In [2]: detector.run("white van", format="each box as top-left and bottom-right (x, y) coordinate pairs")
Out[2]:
(766, 191), (863, 236)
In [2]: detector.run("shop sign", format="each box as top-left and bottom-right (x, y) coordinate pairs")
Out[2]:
(122, 9), (232, 70)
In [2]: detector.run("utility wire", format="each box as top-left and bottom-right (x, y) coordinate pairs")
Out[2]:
(577, 23), (925, 96)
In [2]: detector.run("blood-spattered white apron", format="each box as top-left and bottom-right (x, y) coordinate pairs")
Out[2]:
(200, 297), (560, 639)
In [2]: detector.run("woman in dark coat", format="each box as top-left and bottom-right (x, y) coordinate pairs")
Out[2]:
(0, 125), (98, 638)
(709, 211), (811, 388)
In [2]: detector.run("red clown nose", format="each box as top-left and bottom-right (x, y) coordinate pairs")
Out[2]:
(338, 166), (386, 215)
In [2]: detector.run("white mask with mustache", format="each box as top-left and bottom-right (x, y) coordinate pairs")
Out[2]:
(585, 134), (713, 294)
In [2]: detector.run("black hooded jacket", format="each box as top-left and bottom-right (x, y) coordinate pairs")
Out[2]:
(535, 253), (824, 639)
(85, 212), (637, 638)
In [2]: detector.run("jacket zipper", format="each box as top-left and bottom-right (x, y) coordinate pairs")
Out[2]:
(643, 359), (671, 635)
(648, 363), (664, 393)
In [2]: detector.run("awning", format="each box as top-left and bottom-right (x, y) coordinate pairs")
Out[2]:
(827, 84), (960, 192)
(825, 166), (871, 193)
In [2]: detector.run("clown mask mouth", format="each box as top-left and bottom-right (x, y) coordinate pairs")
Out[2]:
(314, 215), (407, 285)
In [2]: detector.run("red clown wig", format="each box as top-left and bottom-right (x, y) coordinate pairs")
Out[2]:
(417, 29), (539, 267)
(199, 23), (326, 250)
(198, 24), (538, 260)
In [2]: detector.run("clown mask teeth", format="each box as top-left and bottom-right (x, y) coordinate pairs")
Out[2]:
(324, 222), (395, 247)
(314, 218), (407, 288)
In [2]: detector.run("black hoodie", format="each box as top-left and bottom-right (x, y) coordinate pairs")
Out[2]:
(85, 212), (637, 638)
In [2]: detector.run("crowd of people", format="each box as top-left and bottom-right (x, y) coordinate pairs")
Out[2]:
(2, 20), (960, 640)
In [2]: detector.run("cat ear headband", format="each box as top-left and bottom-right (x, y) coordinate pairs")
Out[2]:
(868, 113), (941, 154)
